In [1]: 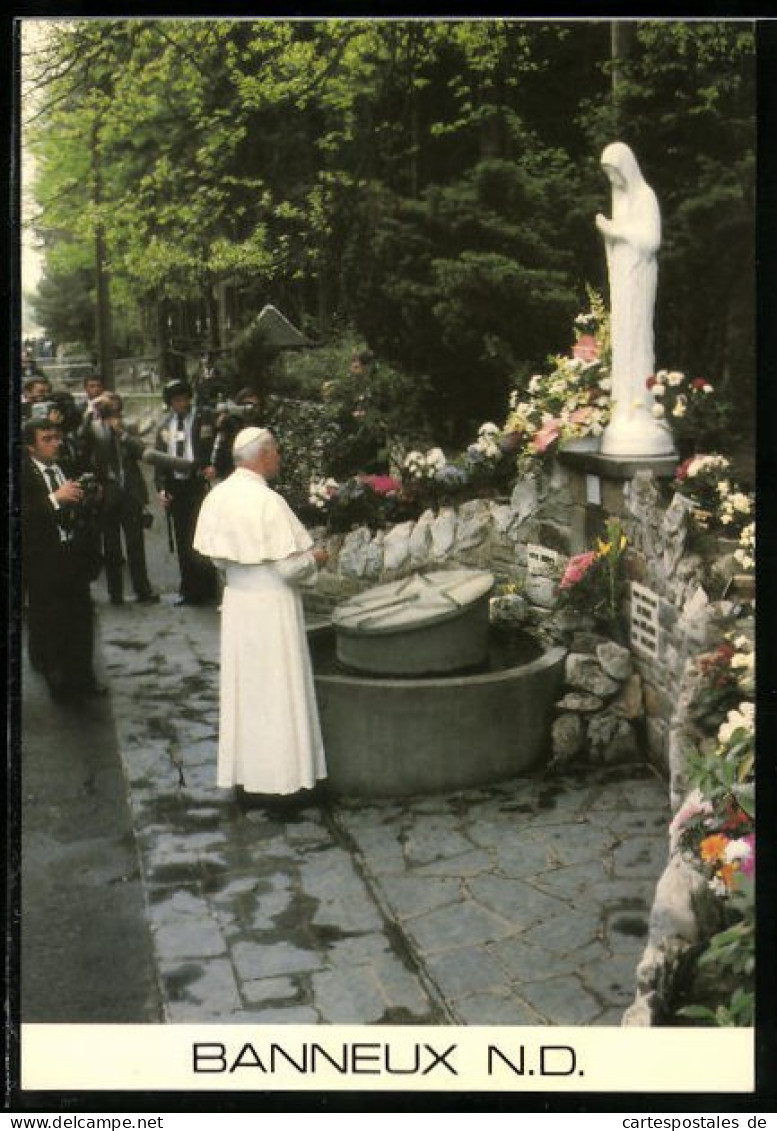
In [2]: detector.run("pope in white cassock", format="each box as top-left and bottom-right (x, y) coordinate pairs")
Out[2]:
(193, 426), (328, 802)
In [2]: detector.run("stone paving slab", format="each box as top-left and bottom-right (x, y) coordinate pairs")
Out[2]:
(97, 589), (670, 1027)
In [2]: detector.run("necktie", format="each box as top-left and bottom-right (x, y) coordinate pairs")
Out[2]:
(45, 466), (59, 492)
(176, 414), (186, 459)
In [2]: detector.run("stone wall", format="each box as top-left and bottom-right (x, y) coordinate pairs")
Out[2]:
(306, 459), (753, 780)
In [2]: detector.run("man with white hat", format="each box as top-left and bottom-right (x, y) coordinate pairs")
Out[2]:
(193, 426), (328, 811)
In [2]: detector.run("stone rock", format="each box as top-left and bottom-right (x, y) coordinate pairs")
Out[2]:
(596, 641), (633, 681)
(363, 532), (385, 580)
(648, 854), (717, 946)
(556, 691), (603, 712)
(489, 501), (515, 537)
(588, 713), (639, 763)
(571, 630), (609, 654)
(610, 673), (644, 719)
(338, 526), (373, 579)
(564, 653), (621, 698)
(382, 521), (414, 573)
(489, 594), (528, 626)
(661, 492), (694, 536)
(509, 477), (540, 526)
(409, 509), (435, 567)
(524, 573), (557, 609)
(430, 507), (457, 560)
(550, 713), (584, 762)
(677, 585), (710, 644)
(455, 500), (492, 551)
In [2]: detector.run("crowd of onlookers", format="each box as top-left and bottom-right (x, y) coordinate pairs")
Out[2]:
(20, 349), (265, 705)
(20, 340), (385, 706)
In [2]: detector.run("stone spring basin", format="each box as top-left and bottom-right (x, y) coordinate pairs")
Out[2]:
(308, 569), (566, 797)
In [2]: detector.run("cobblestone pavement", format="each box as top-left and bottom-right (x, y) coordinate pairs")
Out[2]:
(98, 582), (670, 1027)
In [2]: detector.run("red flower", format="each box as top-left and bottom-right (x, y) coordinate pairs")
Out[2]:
(361, 474), (401, 496)
(646, 375), (657, 390)
(691, 377), (707, 390)
(674, 456), (694, 483)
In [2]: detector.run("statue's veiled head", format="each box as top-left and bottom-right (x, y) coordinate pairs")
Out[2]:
(601, 142), (644, 192)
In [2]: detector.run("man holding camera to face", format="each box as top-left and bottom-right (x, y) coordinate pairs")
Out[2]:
(22, 417), (106, 701)
(82, 392), (159, 607)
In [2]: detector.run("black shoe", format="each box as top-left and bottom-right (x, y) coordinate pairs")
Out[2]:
(136, 591), (160, 604)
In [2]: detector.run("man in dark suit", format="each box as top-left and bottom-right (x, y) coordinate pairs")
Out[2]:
(154, 379), (218, 605)
(22, 417), (106, 701)
(82, 393), (158, 606)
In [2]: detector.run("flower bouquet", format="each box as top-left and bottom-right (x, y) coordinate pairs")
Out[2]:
(646, 370), (731, 455)
(672, 454), (754, 539)
(503, 290), (612, 461)
(557, 517), (628, 628)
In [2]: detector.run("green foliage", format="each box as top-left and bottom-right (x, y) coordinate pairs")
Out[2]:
(677, 880), (755, 1027)
(25, 20), (754, 452)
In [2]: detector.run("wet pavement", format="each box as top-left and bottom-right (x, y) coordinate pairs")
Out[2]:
(96, 590), (669, 1027)
(22, 508), (671, 1027)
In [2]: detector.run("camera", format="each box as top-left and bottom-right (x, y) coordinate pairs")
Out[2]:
(30, 400), (56, 420)
(216, 400), (260, 419)
(74, 472), (101, 502)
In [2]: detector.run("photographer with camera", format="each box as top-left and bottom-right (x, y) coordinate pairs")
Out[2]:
(155, 379), (218, 606)
(22, 417), (106, 702)
(209, 386), (265, 481)
(82, 393), (159, 607)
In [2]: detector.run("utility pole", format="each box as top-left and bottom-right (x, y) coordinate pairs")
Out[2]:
(611, 21), (633, 129)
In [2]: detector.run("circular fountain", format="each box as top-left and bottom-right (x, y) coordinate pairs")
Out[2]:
(309, 568), (566, 797)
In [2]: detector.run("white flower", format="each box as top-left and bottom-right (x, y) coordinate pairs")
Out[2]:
(717, 479), (731, 497)
(667, 370), (685, 386)
(652, 404), (666, 418)
(672, 400), (687, 418)
(724, 838), (753, 865)
(718, 702), (755, 745)
(528, 374), (543, 394)
(708, 877), (729, 898)
(652, 383), (666, 397)
(731, 493), (752, 514)
(427, 447), (446, 470)
(703, 384), (713, 394)
(599, 377), (611, 391)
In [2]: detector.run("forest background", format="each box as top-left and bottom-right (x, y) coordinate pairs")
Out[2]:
(24, 19), (755, 454)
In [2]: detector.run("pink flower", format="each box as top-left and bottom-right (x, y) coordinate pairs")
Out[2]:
(531, 418), (561, 453)
(739, 833), (756, 876)
(691, 377), (707, 391)
(572, 334), (599, 362)
(569, 407), (593, 426)
(559, 550), (597, 589)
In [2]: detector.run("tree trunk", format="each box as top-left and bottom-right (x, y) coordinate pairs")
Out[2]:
(91, 125), (114, 385)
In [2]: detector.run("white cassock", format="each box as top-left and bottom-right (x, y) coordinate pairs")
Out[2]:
(193, 467), (326, 794)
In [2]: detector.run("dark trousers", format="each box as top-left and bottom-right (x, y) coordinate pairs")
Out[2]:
(27, 547), (95, 693)
(101, 489), (153, 601)
(169, 480), (216, 602)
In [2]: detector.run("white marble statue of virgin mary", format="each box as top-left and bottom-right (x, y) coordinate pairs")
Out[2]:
(596, 142), (676, 457)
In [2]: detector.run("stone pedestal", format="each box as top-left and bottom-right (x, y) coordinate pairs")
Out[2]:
(558, 450), (678, 552)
